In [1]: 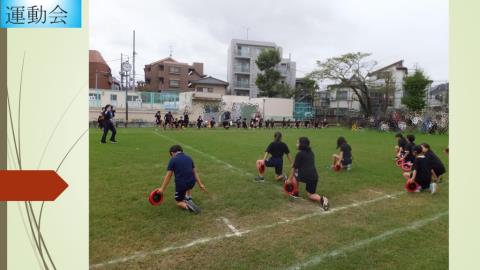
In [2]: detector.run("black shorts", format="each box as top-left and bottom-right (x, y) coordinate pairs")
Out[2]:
(295, 173), (318, 194)
(265, 157), (283, 175)
(415, 178), (431, 190)
(341, 158), (352, 166)
(175, 181), (195, 202)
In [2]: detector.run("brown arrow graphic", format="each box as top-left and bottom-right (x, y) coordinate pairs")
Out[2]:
(0, 170), (68, 201)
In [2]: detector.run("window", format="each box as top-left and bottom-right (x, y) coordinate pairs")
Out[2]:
(196, 87), (204, 92)
(170, 80), (180, 87)
(89, 93), (100, 100)
(207, 88), (213, 93)
(145, 78), (151, 84)
(158, 64), (164, 71)
(158, 77), (164, 84)
(110, 94), (117, 101)
(169, 66), (181, 74)
(337, 90), (348, 100)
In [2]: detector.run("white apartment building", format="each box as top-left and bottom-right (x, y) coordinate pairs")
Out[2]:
(327, 60), (409, 115)
(227, 39), (296, 98)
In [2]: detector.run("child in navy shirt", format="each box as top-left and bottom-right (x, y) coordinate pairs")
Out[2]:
(156, 145), (207, 213)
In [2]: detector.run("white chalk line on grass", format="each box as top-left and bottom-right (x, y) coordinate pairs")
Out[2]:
(369, 189), (396, 199)
(219, 217), (242, 236)
(284, 210), (449, 270)
(153, 131), (253, 177)
(90, 191), (404, 269)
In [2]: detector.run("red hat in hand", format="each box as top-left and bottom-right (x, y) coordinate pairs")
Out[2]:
(149, 190), (164, 206)
(256, 160), (266, 174)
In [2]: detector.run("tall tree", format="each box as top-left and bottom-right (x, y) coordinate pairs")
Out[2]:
(401, 69), (431, 112)
(255, 49), (284, 97)
(309, 52), (377, 116)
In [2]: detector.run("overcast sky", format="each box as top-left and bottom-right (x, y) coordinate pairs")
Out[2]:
(90, 0), (448, 86)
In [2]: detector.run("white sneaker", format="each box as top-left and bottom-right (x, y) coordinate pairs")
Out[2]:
(431, 183), (437, 194)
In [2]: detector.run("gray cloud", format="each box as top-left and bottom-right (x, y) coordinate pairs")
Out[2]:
(90, 0), (448, 84)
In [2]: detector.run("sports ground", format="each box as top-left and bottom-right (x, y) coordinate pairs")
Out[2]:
(89, 127), (448, 270)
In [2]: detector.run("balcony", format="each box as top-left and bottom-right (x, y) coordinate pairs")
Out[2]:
(234, 65), (250, 73)
(234, 82), (250, 89)
(234, 49), (250, 58)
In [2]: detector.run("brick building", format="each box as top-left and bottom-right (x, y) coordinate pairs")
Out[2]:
(89, 50), (113, 89)
(144, 57), (204, 92)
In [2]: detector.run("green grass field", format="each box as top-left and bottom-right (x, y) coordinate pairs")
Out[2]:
(89, 127), (449, 270)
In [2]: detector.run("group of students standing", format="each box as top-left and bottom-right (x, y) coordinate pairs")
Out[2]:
(155, 111), (190, 129)
(395, 133), (446, 194)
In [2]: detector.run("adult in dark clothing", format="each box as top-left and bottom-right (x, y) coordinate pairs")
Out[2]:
(255, 132), (292, 182)
(183, 112), (189, 128)
(295, 120), (300, 129)
(332, 136), (352, 170)
(236, 117), (241, 128)
(287, 119), (291, 128)
(421, 143), (446, 182)
(155, 111), (162, 127)
(242, 118), (248, 129)
(286, 137), (329, 210)
(196, 116), (203, 129)
(403, 145), (437, 193)
(282, 117), (286, 128)
(259, 118), (263, 128)
(101, 104), (117, 144)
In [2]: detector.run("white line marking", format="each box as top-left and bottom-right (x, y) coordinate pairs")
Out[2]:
(90, 191), (404, 269)
(284, 211), (448, 270)
(369, 189), (395, 199)
(219, 217), (242, 236)
(153, 132), (253, 176)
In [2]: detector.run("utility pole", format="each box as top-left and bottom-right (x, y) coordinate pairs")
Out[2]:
(132, 30), (136, 93)
(246, 27), (249, 40)
(95, 69), (98, 90)
(120, 53), (123, 90)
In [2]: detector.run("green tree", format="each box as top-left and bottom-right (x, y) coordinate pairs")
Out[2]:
(309, 52), (377, 116)
(401, 69), (432, 112)
(255, 49), (284, 97)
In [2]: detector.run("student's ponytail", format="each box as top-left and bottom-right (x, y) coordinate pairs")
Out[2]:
(274, 132), (282, 142)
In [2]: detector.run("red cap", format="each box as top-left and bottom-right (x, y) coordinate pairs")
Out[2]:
(149, 190), (164, 206)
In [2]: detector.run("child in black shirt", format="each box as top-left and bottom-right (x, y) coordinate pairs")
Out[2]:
(332, 136), (353, 170)
(395, 133), (407, 158)
(255, 132), (292, 182)
(403, 145), (437, 194)
(286, 137), (329, 210)
(421, 143), (446, 182)
(402, 134), (416, 165)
